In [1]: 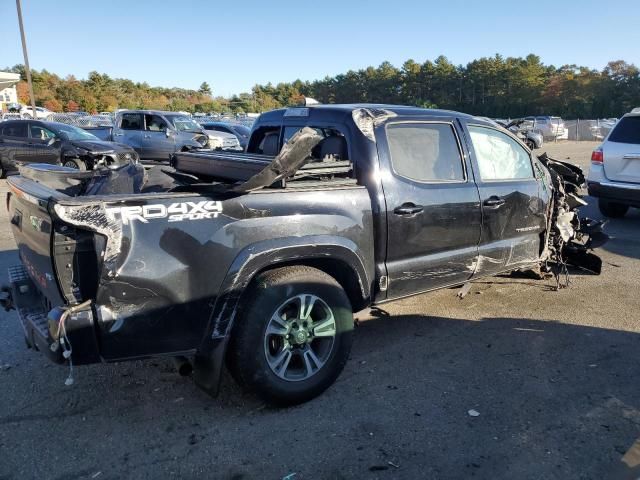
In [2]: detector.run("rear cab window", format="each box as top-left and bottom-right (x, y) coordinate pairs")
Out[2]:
(249, 124), (350, 162)
(385, 122), (465, 182)
(608, 116), (640, 144)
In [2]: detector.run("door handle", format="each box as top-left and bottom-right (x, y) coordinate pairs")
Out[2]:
(143, 134), (151, 138)
(394, 203), (423, 215)
(113, 133), (124, 137)
(484, 196), (505, 208)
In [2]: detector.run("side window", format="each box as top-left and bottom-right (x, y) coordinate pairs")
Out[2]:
(1, 122), (28, 138)
(468, 125), (533, 181)
(120, 113), (143, 130)
(145, 114), (167, 131)
(386, 123), (465, 182)
(29, 124), (56, 140)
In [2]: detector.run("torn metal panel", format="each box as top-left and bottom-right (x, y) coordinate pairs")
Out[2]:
(233, 127), (324, 192)
(351, 108), (397, 143)
(52, 203), (122, 271)
(18, 161), (147, 197)
(537, 152), (609, 285)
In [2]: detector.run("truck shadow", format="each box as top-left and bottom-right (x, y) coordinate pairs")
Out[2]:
(2, 307), (639, 479)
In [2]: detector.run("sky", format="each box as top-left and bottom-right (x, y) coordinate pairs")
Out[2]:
(1, 0), (639, 97)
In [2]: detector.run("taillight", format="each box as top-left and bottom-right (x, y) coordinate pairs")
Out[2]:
(591, 148), (603, 164)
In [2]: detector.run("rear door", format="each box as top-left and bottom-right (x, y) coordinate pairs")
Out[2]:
(463, 123), (546, 276)
(142, 114), (175, 160)
(0, 121), (31, 172)
(602, 115), (640, 183)
(113, 113), (144, 156)
(377, 118), (482, 299)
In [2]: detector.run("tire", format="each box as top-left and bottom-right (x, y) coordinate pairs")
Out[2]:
(598, 199), (629, 218)
(227, 266), (354, 406)
(61, 158), (87, 170)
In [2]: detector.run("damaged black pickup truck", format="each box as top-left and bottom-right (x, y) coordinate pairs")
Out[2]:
(3, 104), (606, 405)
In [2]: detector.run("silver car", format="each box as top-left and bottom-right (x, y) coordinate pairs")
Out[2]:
(588, 108), (640, 218)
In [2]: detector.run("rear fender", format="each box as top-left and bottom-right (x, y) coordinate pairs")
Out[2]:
(192, 236), (371, 395)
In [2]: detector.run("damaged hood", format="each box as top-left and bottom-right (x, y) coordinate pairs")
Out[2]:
(69, 139), (133, 153)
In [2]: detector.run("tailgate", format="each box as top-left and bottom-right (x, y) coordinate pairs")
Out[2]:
(7, 175), (101, 307)
(603, 116), (640, 183)
(7, 177), (66, 306)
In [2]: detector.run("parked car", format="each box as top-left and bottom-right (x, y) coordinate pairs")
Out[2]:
(20, 105), (54, 119)
(200, 121), (250, 149)
(203, 128), (242, 151)
(0, 119), (138, 175)
(522, 116), (568, 140)
(85, 110), (209, 161)
(588, 108), (640, 218)
(3, 104), (604, 406)
(1, 112), (24, 121)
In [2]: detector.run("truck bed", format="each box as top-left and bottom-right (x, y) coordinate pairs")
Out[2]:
(171, 149), (353, 183)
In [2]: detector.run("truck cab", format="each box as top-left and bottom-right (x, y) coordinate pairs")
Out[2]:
(3, 104), (600, 406)
(112, 110), (208, 161)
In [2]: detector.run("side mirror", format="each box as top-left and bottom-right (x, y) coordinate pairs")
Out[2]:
(47, 137), (56, 146)
(165, 129), (172, 137)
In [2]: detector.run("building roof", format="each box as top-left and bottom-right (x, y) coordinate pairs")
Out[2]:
(0, 71), (20, 90)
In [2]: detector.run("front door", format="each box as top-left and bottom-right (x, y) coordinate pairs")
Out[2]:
(377, 119), (482, 299)
(463, 123), (546, 276)
(28, 123), (60, 164)
(142, 114), (175, 160)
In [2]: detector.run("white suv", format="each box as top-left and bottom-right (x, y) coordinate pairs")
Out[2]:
(20, 105), (53, 119)
(588, 108), (640, 218)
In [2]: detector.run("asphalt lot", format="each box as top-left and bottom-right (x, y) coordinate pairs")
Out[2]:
(1, 141), (639, 480)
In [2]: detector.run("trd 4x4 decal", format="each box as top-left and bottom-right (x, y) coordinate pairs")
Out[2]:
(106, 201), (223, 224)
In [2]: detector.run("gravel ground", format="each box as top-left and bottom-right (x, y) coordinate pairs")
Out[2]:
(1, 142), (639, 480)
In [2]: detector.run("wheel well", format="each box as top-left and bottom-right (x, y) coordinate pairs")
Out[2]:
(253, 259), (368, 312)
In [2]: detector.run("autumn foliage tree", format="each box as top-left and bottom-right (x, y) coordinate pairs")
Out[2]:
(4, 55), (640, 117)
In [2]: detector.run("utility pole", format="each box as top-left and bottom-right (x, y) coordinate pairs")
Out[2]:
(16, 0), (36, 113)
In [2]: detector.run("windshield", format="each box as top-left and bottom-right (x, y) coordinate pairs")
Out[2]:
(608, 116), (640, 144)
(54, 124), (100, 141)
(232, 125), (251, 137)
(166, 115), (202, 133)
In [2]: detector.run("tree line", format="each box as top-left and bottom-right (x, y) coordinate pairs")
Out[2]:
(5, 54), (640, 118)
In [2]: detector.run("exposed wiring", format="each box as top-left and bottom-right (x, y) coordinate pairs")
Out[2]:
(51, 299), (92, 386)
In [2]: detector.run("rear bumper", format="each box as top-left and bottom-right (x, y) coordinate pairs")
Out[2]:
(588, 180), (640, 207)
(6, 264), (101, 365)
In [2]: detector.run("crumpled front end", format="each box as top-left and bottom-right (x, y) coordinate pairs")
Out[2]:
(537, 153), (608, 287)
